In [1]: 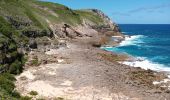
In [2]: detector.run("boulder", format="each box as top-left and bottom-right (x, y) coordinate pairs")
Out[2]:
(29, 39), (37, 49)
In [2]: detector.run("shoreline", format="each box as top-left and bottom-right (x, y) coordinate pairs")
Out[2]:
(102, 35), (170, 93)
(104, 34), (170, 73)
(15, 36), (170, 100)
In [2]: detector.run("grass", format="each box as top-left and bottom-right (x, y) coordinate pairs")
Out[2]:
(75, 10), (104, 25)
(31, 58), (39, 66)
(0, 0), (106, 29)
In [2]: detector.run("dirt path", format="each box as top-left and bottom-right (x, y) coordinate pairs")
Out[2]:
(15, 37), (169, 100)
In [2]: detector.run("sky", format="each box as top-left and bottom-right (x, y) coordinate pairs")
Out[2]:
(42, 0), (170, 24)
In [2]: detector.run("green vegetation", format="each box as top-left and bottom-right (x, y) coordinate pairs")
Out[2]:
(0, 73), (34, 100)
(20, 96), (32, 100)
(75, 10), (104, 25)
(9, 60), (23, 74)
(0, 73), (19, 99)
(0, 16), (26, 74)
(54, 97), (64, 100)
(30, 56), (40, 66)
(0, 0), (106, 32)
(29, 91), (38, 96)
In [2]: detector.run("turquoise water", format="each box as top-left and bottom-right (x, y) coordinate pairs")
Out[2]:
(102, 24), (170, 71)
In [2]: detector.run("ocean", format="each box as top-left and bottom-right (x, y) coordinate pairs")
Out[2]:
(102, 24), (170, 72)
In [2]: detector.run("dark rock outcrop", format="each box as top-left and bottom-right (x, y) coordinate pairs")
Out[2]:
(29, 39), (37, 49)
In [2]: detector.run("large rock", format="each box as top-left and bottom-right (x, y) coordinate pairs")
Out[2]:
(29, 39), (37, 49)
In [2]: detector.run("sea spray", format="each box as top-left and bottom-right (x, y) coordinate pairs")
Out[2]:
(102, 24), (170, 74)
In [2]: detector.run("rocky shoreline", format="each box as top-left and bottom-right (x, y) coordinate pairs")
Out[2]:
(1, 1), (169, 99)
(15, 36), (170, 100)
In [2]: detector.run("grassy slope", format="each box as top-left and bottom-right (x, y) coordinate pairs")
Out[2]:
(0, 0), (106, 37)
(0, 0), (108, 99)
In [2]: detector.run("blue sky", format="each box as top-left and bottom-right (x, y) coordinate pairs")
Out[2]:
(42, 0), (170, 24)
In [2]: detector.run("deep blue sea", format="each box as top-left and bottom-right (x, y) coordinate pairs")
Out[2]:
(102, 24), (170, 71)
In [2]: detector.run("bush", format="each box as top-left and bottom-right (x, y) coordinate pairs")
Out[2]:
(0, 75), (15, 93)
(54, 97), (64, 100)
(0, 16), (13, 36)
(20, 96), (32, 100)
(9, 60), (23, 74)
(29, 91), (38, 96)
(1, 73), (16, 81)
(0, 73), (15, 94)
(12, 90), (21, 98)
(8, 42), (17, 50)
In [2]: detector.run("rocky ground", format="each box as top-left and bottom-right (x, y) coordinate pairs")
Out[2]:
(15, 37), (170, 100)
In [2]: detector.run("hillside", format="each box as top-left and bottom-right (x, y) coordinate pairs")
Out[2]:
(0, 0), (122, 73)
(0, 0), (123, 99)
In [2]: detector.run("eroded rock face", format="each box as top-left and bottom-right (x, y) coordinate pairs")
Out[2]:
(6, 16), (32, 29)
(79, 9), (123, 38)
(86, 9), (121, 31)
(90, 9), (114, 27)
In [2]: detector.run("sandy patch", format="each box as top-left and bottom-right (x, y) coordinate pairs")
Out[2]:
(60, 80), (72, 86)
(25, 81), (136, 100)
(17, 70), (35, 80)
(26, 81), (65, 97)
(45, 49), (59, 55)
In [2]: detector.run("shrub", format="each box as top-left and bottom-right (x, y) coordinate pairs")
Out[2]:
(8, 42), (17, 50)
(0, 16), (13, 36)
(54, 97), (64, 100)
(20, 96), (32, 100)
(1, 73), (16, 81)
(12, 90), (21, 98)
(29, 91), (38, 96)
(0, 74), (15, 94)
(9, 60), (23, 74)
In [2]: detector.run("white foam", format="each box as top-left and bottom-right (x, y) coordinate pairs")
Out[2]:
(122, 32), (128, 34)
(118, 35), (144, 47)
(120, 57), (170, 72)
(153, 79), (170, 85)
(112, 36), (124, 38)
(100, 46), (113, 49)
